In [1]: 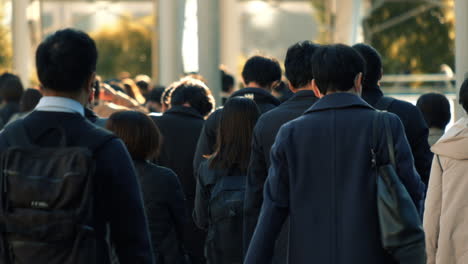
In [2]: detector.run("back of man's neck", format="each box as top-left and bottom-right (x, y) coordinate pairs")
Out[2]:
(41, 89), (85, 105)
(244, 82), (270, 92)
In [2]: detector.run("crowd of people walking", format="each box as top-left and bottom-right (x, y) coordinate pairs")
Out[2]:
(0, 28), (463, 264)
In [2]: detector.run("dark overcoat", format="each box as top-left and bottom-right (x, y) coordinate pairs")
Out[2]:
(151, 105), (206, 263)
(243, 90), (318, 262)
(245, 93), (425, 264)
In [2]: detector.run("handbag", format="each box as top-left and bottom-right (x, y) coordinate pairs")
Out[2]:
(371, 111), (426, 264)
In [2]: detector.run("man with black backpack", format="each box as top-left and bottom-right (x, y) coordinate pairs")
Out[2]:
(0, 29), (155, 264)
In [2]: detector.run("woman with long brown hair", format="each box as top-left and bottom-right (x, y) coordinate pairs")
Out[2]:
(193, 97), (260, 264)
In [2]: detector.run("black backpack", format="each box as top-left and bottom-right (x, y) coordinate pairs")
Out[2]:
(0, 120), (114, 264)
(205, 167), (245, 264)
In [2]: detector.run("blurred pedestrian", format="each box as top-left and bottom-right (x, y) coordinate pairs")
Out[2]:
(194, 97), (260, 264)
(107, 110), (188, 264)
(425, 79), (468, 264)
(416, 92), (451, 146)
(151, 78), (215, 264)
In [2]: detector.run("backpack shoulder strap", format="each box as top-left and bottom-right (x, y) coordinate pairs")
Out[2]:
(2, 120), (32, 147)
(374, 96), (396, 111)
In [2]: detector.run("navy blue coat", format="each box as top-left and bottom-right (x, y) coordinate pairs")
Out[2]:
(244, 93), (425, 264)
(362, 87), (432, 185)
(243, 90), (318, 262)
(151, 106), (206, 263)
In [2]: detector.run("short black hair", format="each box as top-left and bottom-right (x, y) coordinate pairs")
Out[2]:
(416, 93), (451, 130)
(147, 87), (165, 103)
(285, 40), (319, 89)
(311, 44), (365, 94)
(36, 28), (97, 93)
(352, 43), (382, 90)
(20, 88), (42, 112)
(0, 73), (24, 102)
(170, 78), (214, 117)
(241, 55), (281, 88)
(459, 79), (468, 113)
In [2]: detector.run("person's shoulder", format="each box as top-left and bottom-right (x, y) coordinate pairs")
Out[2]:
(138, 161), (180, 184)
(389, 97), (420, 114)
(380, 110), (405, 131)
(153, 163), (178, 178)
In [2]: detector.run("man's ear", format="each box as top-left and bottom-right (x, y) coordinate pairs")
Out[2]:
(85, 72), (96, 94)
(85, 72), (96, 103)
(312, 79), (324, 98)
(288, 82), (297, 93)
(354, 72), (363, 95)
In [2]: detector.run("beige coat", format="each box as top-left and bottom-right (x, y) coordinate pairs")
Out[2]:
(424, 117), (468, 264)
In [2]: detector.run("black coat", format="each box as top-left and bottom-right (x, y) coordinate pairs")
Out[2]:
(0, 111), (154, 264)
(133, 160), (187, 264)
(244, 93), (425, 264)
(151, 105), (206, 263)
(243, 90), (318, 262)
(193, 88), (280, 174)
(362, 87), (432, 185)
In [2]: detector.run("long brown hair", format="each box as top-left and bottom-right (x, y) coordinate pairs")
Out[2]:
(209, 97), (260, 172)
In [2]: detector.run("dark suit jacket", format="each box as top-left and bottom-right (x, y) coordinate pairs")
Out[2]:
(243, 90), (318, 261)
(193, 87), (280, 175)
(151, 105), (206, 261)
(362, 87), (432, 185)
(0, 111), (154, 264)
(134, 160), (187, 264)
(245, 93), (425, 264)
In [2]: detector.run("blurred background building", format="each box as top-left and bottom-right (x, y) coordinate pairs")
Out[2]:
(1, 0), (463, 118)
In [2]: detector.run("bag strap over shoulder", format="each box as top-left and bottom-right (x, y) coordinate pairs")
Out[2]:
(382, 114), (396, 167)
(371, 111), (396, 168)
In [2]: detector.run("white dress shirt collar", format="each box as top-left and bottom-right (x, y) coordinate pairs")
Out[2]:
(34, 96), (85, 117)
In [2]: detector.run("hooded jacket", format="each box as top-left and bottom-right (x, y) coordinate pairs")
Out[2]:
(424, 117), (468, 264)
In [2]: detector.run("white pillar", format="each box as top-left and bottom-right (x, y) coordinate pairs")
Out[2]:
(198, 0), (221, 106)
(158, 0), (185, 86)
(333, 0), (363, 45)
(455, 0), (468, 119)
(12, 0), (31, 87)
(220, 0), (241, 86)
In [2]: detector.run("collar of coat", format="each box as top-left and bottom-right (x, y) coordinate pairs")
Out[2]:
(165, 105), (204, 119)
(230, 87), (281, 106)
(304, 92), (374, 114)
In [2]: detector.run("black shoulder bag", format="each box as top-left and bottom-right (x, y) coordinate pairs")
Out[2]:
(371, 111), (426, 264)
